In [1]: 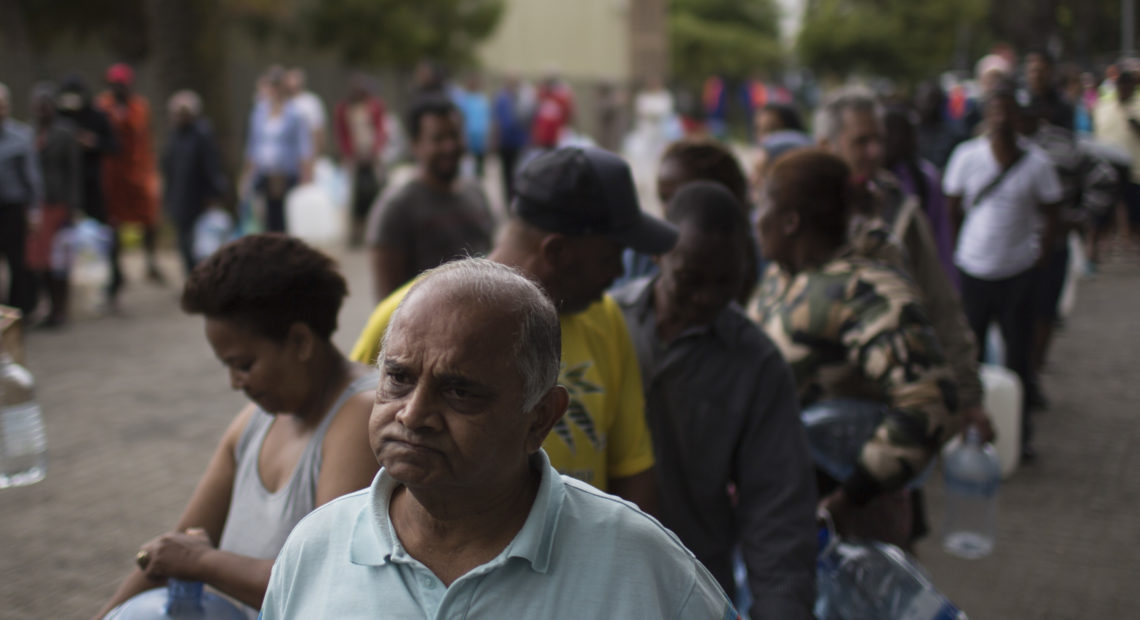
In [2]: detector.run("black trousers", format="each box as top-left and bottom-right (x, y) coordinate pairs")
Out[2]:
(175, 220), (197, 276)
(351, 163), (382, 222)
(256, 174), (298, 234)
(0, 204), (34, 316)
(959, 266), (1037, 445)
(499, 147), (521, 204)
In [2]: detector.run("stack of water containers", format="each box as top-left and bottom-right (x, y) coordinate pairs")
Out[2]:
(802, 397), (1003, 618)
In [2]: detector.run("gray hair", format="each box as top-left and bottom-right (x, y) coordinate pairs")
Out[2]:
(168, 90), (202, 117)
(381, 258), (562, 411)
(813, 86), (881, 144)
(31, 82), (56, 106)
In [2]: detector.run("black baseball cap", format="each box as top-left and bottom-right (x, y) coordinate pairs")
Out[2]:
(513, 147), (678, 255)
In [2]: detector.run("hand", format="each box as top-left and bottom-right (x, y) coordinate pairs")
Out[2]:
(136, 527), (213, 581)
(26, 208), (42, 233)
(960, 405), (996, 443)
(76, 130), (98, 149)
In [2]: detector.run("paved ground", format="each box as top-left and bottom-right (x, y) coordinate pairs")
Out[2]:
(1, 236), (1138, 619)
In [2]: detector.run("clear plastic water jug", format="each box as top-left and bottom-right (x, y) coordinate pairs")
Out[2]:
(816, 522), (968, 620)
(103, 580), (247, 619)
(0, 348), (46, 488)
(942, 426), (1001, 559)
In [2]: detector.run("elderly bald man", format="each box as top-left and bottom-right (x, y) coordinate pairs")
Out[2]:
(261, 258), (737, 619)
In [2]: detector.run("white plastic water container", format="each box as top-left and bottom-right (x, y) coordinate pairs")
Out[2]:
(947, 365), (1021, 479)
(285, 183), (345, 246)
(192, 209), (234, 263)
(943, 364), (1026, 480)
(71, 219), (113, 317)
(979, 364), (1022, 479)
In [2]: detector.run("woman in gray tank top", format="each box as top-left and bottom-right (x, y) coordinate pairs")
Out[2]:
(96, 235), (380, 619)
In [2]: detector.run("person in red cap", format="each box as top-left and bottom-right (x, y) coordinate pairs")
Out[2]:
(97, 62), (165, 309)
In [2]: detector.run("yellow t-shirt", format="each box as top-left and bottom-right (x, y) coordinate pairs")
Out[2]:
(350, 283), (655, 491)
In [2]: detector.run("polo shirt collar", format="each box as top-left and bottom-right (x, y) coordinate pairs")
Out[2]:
(348, 469), (400, 566)
(348, 450), (566, 574)
(501, 449), (564, 573)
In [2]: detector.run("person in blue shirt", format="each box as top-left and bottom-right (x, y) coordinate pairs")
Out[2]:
(493, 75), (531, 200)
(241, 66), (313, 233)
(455, 75), (491, 179)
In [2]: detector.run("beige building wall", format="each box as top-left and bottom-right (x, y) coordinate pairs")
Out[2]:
(478, 0), (633, 81)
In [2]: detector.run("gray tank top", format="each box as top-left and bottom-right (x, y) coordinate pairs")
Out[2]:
(218, 373), (377, 562)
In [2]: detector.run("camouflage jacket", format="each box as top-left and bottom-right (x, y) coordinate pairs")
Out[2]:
(848, 170), (984, 411)
(749, 256), (960, 504)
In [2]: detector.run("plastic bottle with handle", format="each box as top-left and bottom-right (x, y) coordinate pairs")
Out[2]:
(942, 425), (1001, 559)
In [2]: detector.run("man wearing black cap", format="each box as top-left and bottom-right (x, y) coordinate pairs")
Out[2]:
(351, 146), (676, 510)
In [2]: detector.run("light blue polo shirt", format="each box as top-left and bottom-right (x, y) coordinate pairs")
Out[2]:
(261, 450), (738, 619)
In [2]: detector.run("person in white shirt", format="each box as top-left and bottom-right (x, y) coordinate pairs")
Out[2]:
(286, 68), (327, 155)
(1094, 68), (1140, 253)
(944, 84), (1062, 461)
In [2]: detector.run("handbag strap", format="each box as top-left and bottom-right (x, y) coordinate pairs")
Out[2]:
(970, 148), (1026, 209)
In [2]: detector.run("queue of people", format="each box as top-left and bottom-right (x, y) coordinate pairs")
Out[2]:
(1, 49), (1131, 619)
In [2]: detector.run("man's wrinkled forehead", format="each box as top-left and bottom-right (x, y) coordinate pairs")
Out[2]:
(385, 285), (512, 360)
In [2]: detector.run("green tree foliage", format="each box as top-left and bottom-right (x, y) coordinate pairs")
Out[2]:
(16, 0), (150, 61)
(798, 0), (1138, 81)
(669, 0), (784, 87)
(989, 0), (1139, 63)
(796, 0), (987, 80)
(305, 0), (504, 68)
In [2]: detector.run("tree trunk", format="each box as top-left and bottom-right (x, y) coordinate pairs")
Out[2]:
(146, 0), (235, 194)
(0, 0), (38, 119)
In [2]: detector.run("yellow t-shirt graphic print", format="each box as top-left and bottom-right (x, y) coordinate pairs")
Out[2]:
(552, 362), (604, 454)
(351, 285), (654, 492)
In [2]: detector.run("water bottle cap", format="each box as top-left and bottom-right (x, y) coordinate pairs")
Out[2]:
(165, 580), (205, 614)
(964, 425), (982, 445)
(167, 579), (203, 599)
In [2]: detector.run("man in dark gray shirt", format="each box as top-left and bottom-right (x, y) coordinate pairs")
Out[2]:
(0, 83), (43, 317)
(365, 96), (494, 302)
(612, 181), (816, 619)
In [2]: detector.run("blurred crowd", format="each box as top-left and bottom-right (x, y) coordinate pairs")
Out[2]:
(2, 44), (1138, 619)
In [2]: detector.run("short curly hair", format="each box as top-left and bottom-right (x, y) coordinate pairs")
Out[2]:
(181, 234), (347, 341)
